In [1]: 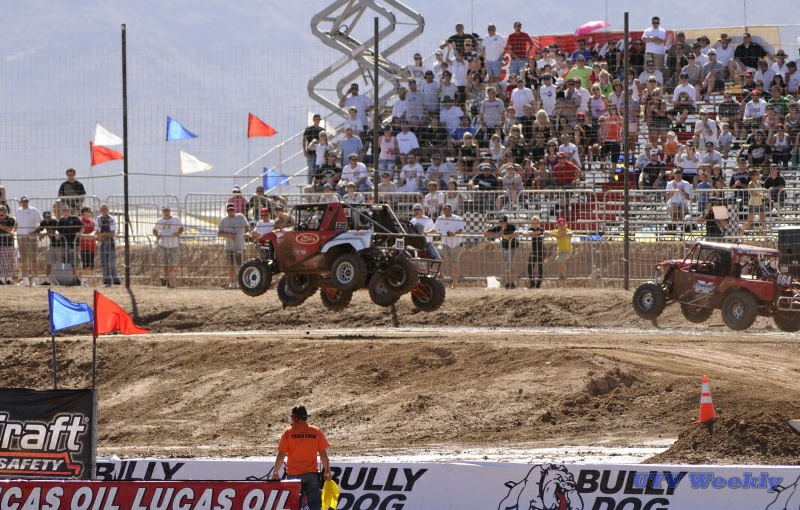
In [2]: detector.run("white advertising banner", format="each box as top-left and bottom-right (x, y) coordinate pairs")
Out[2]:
(96, 457), (800, 510)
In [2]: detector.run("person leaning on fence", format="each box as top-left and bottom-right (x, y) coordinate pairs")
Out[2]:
(0, 205), (17, 285)
(484, 215), (520, 289)
(37, 211), (59, 286)
(431, 204), (464, 288)
(544, 218), (573, 288)
(218, 203), (249, 289)
(272, 405), (331, 510)
(56, 205), (82, 286)
(95, 204), (121, 286)
(15, 196), (42, 286)
(79, 206), (96, 287)
(153, 205), (184, 288)
(526, 216), (545, 289)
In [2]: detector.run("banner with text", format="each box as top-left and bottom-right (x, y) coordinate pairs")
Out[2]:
(96, 457), (800, 510)
(0, 480), (300, 510)
(0, 389), (96, 480)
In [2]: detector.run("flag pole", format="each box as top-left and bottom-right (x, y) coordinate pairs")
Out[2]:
(92, 290), (98, 390)
(51, 334), (58, 389)
(121, 24), (131, 288)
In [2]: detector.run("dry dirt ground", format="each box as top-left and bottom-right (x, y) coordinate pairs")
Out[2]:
(2, 286), (800, 465)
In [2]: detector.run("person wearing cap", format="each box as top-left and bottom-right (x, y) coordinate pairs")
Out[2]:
(539, 73), (558, 116)
(418, 70), (439, 116)
(670, 72), (697, 125)
(640, 149), (667, 190)
(250, 208), (275, 237)
(438, 93), (464, 131)
(689, 42), (709, 68)
(410, 203), (435, 239)
(714, 33), (737, 80)
(506, 21), (532, 78)
(741, 70), (757, 95)
(566, 54), (592, 87)
(14, 196), (43, 286)
(338, 82), (372, 129)
(667, 31), (690, 59)
(484, 215), (520, 289)
(397, 153), (424, 193)
(218, 203), (249, 289)
(772, 49), (790, 78)
(302, 114), (324, 184)
(430, 203), (464, 288)
(743, 90), (767, 134)
(339, 152), (373, 193)
(95, 204), (121, 286)
(700, 48), (725, 96)
(734, 32), (769, 75)
(544, 218), (573, 288)
(272, 405), (331, 510)
(440, 22), (478, 54)
(747, 129), (772, 167)
(246, 186), (269, 222)
(557, 78), (581, 125)
(641, 16), (667, 71)
(57, 168), (86, 212)
(54, 204), (82, 286)
(226, 185), (248, 217)
(665, 168), (693, 232)
(0, 205), (17, 285)
(153, 206), (183, 288)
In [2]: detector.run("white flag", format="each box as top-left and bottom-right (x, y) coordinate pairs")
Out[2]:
(179, 151), (213, 175)
(94, 123), (123, 146)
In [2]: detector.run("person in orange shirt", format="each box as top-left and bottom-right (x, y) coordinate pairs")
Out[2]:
(272, 406), (331, 510)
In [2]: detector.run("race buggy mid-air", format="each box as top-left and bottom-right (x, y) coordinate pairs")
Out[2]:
(632, 241), (800, 331)
(238, 201), (445, 311)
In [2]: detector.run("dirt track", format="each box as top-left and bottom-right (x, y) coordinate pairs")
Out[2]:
(2, 286), (800, 465)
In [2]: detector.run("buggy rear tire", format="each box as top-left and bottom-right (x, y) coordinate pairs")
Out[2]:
(331, 253), (367, 292)
(368, 273), (402, 307)
(383, 255), (419, 295)
(319, 288), (353, 311)
(277, 275), (305, 308)
(238, 259), (270, 297)
(285, 274), (319, 299)
(411, 277), (446, 312)
(680, 303), (714, 323)
(721, 291), (758, 331)
(774, 313), (800, 332)
(632, 282), (666, 320)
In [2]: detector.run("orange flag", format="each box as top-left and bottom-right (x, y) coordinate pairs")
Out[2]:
(248, 113), (277, 137)
(90, 142), (124, 166)
(93, 291), (149, 336)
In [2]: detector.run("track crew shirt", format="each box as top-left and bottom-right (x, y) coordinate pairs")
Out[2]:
(278, 423), (330, 475)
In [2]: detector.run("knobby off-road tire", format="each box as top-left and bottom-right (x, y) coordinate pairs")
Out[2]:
(411, 277), (446, 312)
(285, 274), (319, 299)
(721, 291), (758, 331)
(383, 255), (419, 295)
(277, 275), (305, 308)
(368, 273), (402, 307)
(319, 288), (353, 311)
(632, 282), (666, 320)
(680, 303), (714, 323)
(774, 312), (800, 332)
(238, 259), (270, 297)
(331, 253), (368, 292)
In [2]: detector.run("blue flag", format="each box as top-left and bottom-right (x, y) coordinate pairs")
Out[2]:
(263, 168), (290, 190)
(166, 117), (198, 141)
(48, 290), (94, 334)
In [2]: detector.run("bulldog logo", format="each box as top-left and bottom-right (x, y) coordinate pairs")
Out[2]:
(767, 474), (798, 509)
(296, 233), (319, 245)
(497, 464), (583, 510)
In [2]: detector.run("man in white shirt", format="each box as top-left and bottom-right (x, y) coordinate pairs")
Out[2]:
(771, 49), (790, 77)
(398, 154), (424, 193)
(482, 23), (507, 84)
(439, 96), (465, 131)
(786, 61), (800, 95)
(574, 79), (591, 116)
(713, 33), (737, 80)
(339, 154), (373, 193)
(665, 169), (692, 230)
(15, 196), (43, 286)
(509, 78), (534, 120)
(395, 121), (420, 166)
(410, 203), (435, 236)
(641, 16), (667, 71)
(407, 53), (427, 81)
(419, 71), (439, 117)
(338, 83), (372, 128)
(251, 208), (275, 236)
(538, 74), (558, 116)
(425, 154), (455, 188)
(754, 60), (776, 88)
(422, 180), (447, 218)
(153, 206), (184, 288)
(480, 86), (506, 129)
(391, 87), (408, 120)
(558, 133), (581, 168)
(431, 203), (465, 287)
(743, 91), (767, 132)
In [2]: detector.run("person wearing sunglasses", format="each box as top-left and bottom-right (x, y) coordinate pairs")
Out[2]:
(641, 16), (667, 71)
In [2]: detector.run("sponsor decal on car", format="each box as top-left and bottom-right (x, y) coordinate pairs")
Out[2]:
(694, 280), (715, 294)
(296, 233), (319, 245)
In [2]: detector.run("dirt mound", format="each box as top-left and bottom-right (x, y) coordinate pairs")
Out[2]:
(647, 409), (800, 465)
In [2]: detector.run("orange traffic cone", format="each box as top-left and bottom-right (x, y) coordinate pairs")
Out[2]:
(692, 375), (716, 424)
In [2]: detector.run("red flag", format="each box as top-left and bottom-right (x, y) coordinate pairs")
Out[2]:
(90, 142), (124, 166)
(248, 113), (277, 137)
(93, 291), (149, 336)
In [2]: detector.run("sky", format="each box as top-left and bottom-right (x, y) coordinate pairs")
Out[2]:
(1, 0), (799, 202)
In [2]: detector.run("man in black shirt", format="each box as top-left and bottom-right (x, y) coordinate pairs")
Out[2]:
(302, 114), (324, 184)
(734, 32), (768, 73)
(55, 205), (83, 285)
(38, 211), (59, 286)
(526, 216), (545, 288)
(484, 215), (520, 289)
(57, 168), (86, 211)
(0, 206), (16, 284)
(764, 165), (786, 209)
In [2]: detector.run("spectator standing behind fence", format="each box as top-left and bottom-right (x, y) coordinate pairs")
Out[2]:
(273, 205), (294, 230)
(484, 215), (520, 289)
(15, 196), (42, 286)
(338, 82), (372, 129)
(642, 16), (666, 71)
(55, 205), (82, 286)
(78, 207), (96, 287)
(251, 208), (275, 237)
(153, 206), (183, 288)
(526, 216), (545, 289)
(218, 204), (249, 289)
(227, 186), (248, 216)
(57, 168), (86, 211)
(431, 204), (464, 288)
(303, 114), (324, 184)
(545, 218), (573, 288)
(95, 204), (121, 287)
(271, 405), (331, 510)
(247, 186), (269, 223)
(0, 206), (16, 285)
(38, 211), (58, 286)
